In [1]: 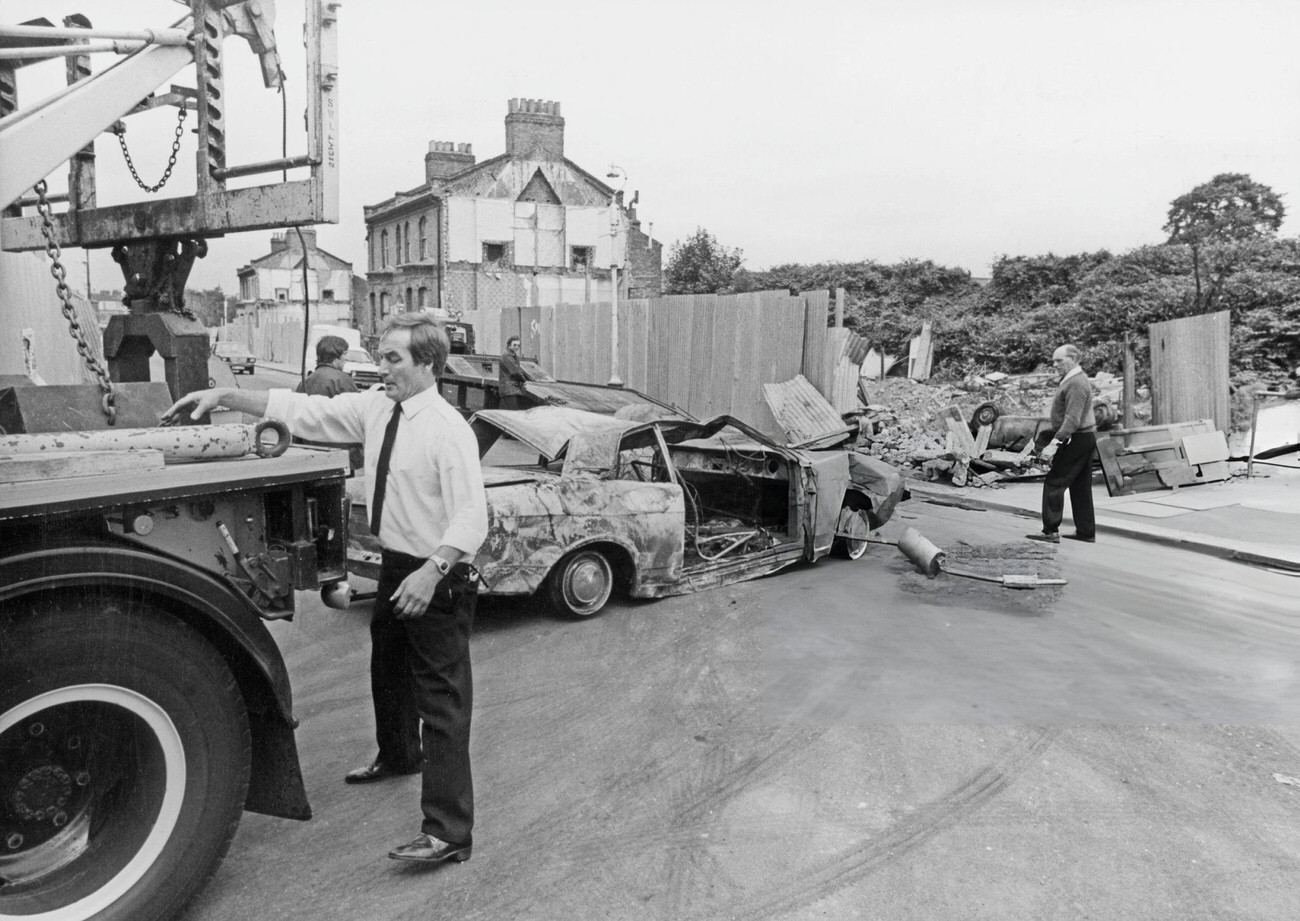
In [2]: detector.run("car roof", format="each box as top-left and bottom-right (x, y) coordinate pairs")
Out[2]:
(471, 405), (792, 467)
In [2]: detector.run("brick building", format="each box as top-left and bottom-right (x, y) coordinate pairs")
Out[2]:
(361, 98), (662, 338)
(235, 228), (353, 326)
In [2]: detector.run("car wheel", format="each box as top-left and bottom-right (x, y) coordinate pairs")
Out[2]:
(832, 507), (871, 560)
(247, 367), (254, 375)
(0, 599), (251, 921)
(547, 549), (614, 618)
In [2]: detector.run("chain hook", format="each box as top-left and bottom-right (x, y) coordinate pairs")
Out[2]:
(32, 180), (119, 425)
(115, 104), (188, 194)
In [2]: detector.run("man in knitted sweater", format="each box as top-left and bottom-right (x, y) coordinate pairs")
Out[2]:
(1027, 344), (1097, 544)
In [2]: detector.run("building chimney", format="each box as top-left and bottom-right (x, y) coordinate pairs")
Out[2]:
(270, 232), (289, 253)
(425, 141), (475, 181)
(505, 98), (564, 159)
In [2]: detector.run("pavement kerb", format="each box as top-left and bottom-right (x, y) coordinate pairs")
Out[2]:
(904, 480), (1300, 572)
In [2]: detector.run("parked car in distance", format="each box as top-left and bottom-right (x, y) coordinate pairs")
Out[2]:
(343, 348), (381, 388)
(212, 341), (256, 374)
(346, 405), (908, 619)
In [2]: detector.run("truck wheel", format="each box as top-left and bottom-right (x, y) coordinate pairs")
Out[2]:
(0, 599), (251, 921)
(547, 549), (614, 618)
(832, 507), (871, 560)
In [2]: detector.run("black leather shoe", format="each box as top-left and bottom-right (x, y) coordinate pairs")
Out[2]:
(388, 833), (472, 863)
(1025, 532), (1060, 544)
(344, 760), (420, 785)
(1063, 533), (1096, 543)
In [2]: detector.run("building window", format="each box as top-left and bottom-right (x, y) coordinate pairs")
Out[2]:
(405, 287), (413, 311)
(483, 242), (505, 266)
(275, 288), (289, 302)
(381, 230), (389, 268)
(404, 222), (411, 264)
(417, 286), (427, 308)
(418, 217), (427, 260)
(368, 232), (373, 270)
(322, 289), (334, 300)
(571, 246), (592, 271)
(380, 292), (390, 317)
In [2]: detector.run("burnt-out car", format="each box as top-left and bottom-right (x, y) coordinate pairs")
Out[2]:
(348, 406), (906, 618)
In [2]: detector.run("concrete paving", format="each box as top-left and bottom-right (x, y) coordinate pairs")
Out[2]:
(908, 463), (1300, 572)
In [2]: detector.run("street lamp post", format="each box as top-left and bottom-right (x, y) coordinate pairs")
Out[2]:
(606, 164), (626, 388)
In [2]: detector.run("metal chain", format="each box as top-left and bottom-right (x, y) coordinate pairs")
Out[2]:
(33, 180), (117, 424)
(114, 105), (187, 193)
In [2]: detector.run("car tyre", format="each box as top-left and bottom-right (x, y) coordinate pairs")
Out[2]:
(832, 507), (871, 560)
(0, 598), (251, 921)
(547, 549), (614, 618)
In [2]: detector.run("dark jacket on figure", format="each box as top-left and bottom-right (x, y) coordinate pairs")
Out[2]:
(297, 364), (358, 398)
(498, 352), (529, 398)
(1049, 370), (1096, 441)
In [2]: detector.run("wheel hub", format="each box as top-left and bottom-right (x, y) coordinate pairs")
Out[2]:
(10, 765), (74, 822)
(569, 562), (603, 604)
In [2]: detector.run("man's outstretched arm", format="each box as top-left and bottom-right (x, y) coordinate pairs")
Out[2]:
(166, 387), (270, 423)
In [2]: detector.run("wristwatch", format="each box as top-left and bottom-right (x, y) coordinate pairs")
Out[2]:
(429, 554), (451, 576)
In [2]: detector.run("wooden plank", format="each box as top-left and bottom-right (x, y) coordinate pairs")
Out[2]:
(645, 297), (665, 403)
(973, 423), (992, 457)
(1181, 430), (1229, 466)
(1095, 434), (1131, 496)
(688, 295), (717, 419)
(934, 405), (978, 457)
(732, 293), (765, 429)
(1149, 310), (1230, 433)
(801, 291), (831, 393)
(0, 449), (164, 481)
(910, 321), (934, 380)
(710, 295), (740, 419)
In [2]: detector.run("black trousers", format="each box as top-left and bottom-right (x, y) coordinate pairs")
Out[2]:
(371, 550), (477, 844)
(1041, 430), (1097, 538)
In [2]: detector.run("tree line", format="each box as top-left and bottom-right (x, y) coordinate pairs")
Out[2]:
(663, 174), (1300, 381)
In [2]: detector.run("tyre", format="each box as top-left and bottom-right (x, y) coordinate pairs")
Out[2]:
(969, 401), (999, 433)
(0, 598), (251, 921)
(832, 507), (871, 560)
(547, 549), (614, 618)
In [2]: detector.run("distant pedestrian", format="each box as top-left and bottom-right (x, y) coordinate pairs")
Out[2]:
(297, 335), (358, 397)
(497, 335), (530, 410)
(295, 335), (362, 468)
(1027, 344), (1097, 544)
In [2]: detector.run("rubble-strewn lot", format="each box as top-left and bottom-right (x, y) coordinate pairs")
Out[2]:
(855, 373), (1145, 487)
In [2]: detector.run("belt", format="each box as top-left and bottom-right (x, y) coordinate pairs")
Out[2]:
(381, 548), (477, 582)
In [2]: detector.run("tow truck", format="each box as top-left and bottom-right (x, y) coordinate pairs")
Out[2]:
(0, 4), (346, 919)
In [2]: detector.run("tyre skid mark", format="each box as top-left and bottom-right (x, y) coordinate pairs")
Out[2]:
(694, 725), (1063, 921)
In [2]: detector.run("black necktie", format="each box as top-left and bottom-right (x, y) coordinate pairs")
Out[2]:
(369, 402), (401, 539)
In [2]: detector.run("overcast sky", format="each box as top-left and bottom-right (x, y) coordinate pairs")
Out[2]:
(8, 0), (1300, 294)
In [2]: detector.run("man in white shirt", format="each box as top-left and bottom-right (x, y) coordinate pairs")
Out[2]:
(167, 313), (488, 865)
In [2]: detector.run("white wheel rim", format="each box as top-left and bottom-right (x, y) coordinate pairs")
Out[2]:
(0, 684), (186, 921)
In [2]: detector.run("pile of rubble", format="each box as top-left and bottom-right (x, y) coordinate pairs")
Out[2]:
(854, 372), (1139, 488)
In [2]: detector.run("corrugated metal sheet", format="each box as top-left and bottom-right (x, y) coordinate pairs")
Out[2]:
(762, 374), (846, 445)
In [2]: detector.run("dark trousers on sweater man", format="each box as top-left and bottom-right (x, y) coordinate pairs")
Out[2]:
(371, 549), (477, 844)
(1041, 430), (1097, 539)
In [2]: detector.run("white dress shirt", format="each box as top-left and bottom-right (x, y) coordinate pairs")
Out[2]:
(265, 384), (488, 559)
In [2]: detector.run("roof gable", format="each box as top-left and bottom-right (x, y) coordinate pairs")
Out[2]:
(518, 168), (560, 204)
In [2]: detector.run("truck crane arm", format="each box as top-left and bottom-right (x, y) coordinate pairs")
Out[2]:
(0, 21), (194, 210)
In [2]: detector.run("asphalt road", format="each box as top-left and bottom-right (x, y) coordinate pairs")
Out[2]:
(180, 494), (1300, 921)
